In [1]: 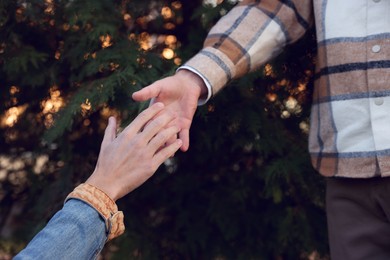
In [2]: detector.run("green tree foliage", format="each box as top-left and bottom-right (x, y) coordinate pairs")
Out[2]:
(0, 0), (327, 259)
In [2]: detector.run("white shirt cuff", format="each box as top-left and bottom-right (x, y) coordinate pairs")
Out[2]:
(177, 66), (212, 106)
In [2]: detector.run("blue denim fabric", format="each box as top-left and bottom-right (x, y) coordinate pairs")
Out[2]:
(14, 199), (107, 260)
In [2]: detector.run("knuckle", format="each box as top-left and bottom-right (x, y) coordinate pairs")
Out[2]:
(150, 118), (165, 129)
(156, 131), (175, 145)
(157, 131), (170, 141)
(138, 110), (149, 121)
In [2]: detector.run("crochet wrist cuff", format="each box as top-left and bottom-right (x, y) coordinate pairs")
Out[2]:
(65, 183), (125, 241)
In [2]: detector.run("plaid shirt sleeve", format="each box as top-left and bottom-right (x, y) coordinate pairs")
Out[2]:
(183, 0), (313, 97)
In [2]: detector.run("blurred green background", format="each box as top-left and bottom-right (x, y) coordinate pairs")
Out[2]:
(0, 0), (327, 259)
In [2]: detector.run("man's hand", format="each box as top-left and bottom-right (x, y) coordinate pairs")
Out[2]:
(132, 70), (207, 152)
(86, 103), (182, 201)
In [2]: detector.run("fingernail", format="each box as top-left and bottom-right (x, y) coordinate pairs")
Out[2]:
(155, 102), (164, 108)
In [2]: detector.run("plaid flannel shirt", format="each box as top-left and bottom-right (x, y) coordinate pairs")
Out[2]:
(182, 0), (390, 178)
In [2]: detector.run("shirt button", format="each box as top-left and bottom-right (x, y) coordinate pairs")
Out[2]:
(372, 45), (381, 53)
(375, 98), (384, 106)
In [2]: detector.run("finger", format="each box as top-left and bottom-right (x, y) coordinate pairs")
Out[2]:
(141, 109), (178, 139)
(141, 107), (172, 130)
(101, 117), (117, 149)
(164, 134), (178, 149)
(178, 128), (190, 152)
(153, 139), (183, 166)
(141, 112), (176, 142)
(122, 102), (165, 137)
(148, 126), (180, 151)
(132, 82), (162, 102)
(164, 114), (180, 145)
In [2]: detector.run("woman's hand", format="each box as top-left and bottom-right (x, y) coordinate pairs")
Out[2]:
(86, 103), (182, 201)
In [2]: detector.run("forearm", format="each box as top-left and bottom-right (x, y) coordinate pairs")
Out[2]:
(14, 199), (107, 260)
(183, 0), (313, 97)
(15, 184), (125, 260)
(14, 106), (181, 259)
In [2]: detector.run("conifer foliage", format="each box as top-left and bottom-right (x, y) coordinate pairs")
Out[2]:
(0, 0), (327, 258)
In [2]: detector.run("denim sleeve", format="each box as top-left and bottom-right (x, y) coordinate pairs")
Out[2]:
(14, 199), (107, 260)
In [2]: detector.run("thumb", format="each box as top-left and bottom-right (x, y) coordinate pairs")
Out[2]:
(132, 82), (162, 102)
(101, 116), (117, 149)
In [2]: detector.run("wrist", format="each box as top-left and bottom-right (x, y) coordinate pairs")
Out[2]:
(65, 183), (125, 241)
(85, 174), (120, 202)
(176, 69), (207, 99)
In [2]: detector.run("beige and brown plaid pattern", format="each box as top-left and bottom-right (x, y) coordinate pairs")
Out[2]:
(183, 0), (390, 178)
(65, 183), (125, 241)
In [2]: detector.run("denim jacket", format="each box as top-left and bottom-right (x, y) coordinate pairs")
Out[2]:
(14, 199), (107, 260)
